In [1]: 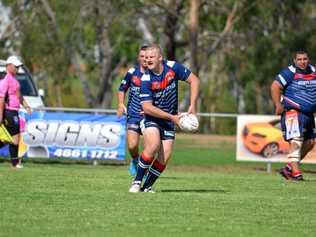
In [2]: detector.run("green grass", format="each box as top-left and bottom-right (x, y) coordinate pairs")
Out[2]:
(1, 134), (316, 237)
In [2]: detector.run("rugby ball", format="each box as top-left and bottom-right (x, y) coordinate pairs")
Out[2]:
(179, 113), (199, 132)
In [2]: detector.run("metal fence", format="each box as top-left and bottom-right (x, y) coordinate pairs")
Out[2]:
(38, 107), (239, 135)
(30, 107), (279, 172)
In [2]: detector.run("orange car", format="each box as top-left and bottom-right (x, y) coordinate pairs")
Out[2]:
(242, 119), (290, 157)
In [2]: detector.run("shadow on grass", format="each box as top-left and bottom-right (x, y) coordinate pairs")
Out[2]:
(160, 176), (178, 180)
(303, 169), (316, 174)
(160, 189), (227, 193)
(297, 179), (316, 183)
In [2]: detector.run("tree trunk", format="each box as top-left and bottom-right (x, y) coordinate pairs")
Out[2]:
(163, 0), (183, 60)
(188, 0), (200, 74)
(255, 83), (263, 114)
(71, 52), (95, 107)
(94, 0), (113, 108)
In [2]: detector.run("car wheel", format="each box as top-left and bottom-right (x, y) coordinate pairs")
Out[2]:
(261, 143), (279, 158)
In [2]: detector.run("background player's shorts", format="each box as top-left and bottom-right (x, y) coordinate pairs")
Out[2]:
(144, 120), (175, 140)
(127, 116), (144, 134)
(3, 109), (20, 136)
(281, 109), (316, 141)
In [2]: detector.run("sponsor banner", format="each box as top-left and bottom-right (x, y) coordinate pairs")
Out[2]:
(237, 115), (316, 163)
(0, 111), (126, 161)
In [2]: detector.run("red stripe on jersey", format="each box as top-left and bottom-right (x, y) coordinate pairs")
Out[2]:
(132, 76), (141, 86)
(151, 70), (175, 90)
(293, 73), (316, 80)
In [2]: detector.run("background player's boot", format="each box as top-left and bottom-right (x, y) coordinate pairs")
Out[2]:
(279, 166), (292, 180)
(291, 171), (304, 181)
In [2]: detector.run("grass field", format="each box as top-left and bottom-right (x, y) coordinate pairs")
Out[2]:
(1, 134), (316, 237)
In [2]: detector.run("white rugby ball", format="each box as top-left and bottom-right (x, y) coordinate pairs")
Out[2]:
(179, 113), (199, 132)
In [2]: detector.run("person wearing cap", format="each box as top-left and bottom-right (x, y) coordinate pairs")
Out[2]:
(117, 45), (148, 176)
(0, 56), (32, 168)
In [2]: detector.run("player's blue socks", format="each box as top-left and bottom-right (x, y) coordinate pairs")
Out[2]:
(134, 153), (153, 182)
(142, 160), (166, 190)
(128, 157), (138, 177)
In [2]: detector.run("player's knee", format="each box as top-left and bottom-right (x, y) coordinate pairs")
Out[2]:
(127, 142), (138, 151)
(288, 137), (303, 161)
(144, 141), (160, 154)
(142, 150), (155, 160)
(127, 137), (139, 150)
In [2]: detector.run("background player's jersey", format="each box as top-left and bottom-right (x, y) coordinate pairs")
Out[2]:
(118, 65), (144, 120)
(275, 64), (316, 113)
(140, 60), (191, 130)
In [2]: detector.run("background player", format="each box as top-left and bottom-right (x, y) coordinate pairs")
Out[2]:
(117, 45), (148, 176)
(271, 51), (316, 181)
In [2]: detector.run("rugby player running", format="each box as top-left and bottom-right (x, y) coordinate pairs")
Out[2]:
(129, 44), (199, 192)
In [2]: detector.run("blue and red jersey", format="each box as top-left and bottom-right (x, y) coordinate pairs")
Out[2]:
(118, 65), (144, 120)
(275, 64), (316, 113)
(140, 60), (191, 130)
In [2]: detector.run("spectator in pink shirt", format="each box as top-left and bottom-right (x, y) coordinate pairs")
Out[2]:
(0, 56), (32, 168)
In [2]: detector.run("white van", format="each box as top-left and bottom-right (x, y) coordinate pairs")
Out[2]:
(0, 59), (44, 109)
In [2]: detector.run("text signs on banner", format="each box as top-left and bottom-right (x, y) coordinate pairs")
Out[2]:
(236, 115), (316, 164)
(17, 111), (126, 160)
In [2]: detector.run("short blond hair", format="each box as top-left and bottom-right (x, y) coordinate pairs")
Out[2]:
(146, 44), (163, 56)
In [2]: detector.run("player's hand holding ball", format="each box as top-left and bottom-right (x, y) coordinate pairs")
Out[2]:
(178, 112), (199, 132)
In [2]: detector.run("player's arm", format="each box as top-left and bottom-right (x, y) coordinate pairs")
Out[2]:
(171, 61), (199, 114)
(185, 72), (199, 114)
(21, 97), (32, 115)
(117, 70), (133, 117)
(142, 101), (179, 126)
(271, 80), (284, 115)
(19, 90), (32, 114)
(117, 91), (127, 117)
(0, 80), (8, 124)
(0, 97), (4, 124)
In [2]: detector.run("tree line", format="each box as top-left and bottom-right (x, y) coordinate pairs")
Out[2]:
(0, 0), (315, 133)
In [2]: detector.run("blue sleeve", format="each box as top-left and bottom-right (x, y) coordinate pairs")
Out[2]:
(275, 68), (293, 88)
(169, 61), (191, 81)
(118, 68), (133, 92)
(140, 73), (152, 103)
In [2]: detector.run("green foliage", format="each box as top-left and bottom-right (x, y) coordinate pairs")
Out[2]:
(1, 0), (316, 131)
